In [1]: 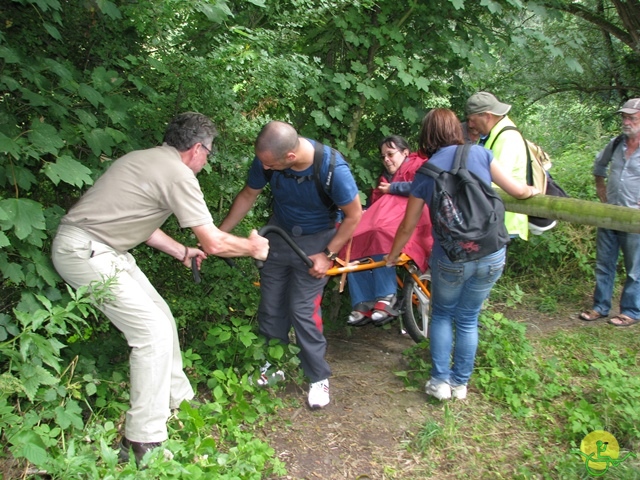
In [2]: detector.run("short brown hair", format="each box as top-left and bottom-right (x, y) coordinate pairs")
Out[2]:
(418, 108), (464, 157)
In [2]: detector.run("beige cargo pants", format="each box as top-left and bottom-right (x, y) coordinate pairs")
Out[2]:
(52, 224), (194, 443)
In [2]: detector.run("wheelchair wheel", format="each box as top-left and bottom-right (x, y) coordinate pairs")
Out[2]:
(401, 270), (431, 343)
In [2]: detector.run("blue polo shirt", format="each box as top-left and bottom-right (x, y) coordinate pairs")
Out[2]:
(247, 140), (359, 235)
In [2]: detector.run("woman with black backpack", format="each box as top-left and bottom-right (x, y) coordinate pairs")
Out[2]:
(386, 108), (538, 401)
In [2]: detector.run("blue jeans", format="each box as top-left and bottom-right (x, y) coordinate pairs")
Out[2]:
(347, 254), (397, 308)
(429, 247), (506, 386)
(593, 228), (640, 319)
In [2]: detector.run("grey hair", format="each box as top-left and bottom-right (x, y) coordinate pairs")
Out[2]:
(163, 112), (218, 151)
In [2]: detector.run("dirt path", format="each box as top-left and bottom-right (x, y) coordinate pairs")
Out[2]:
(263, 304), (592, 479)
(266, 325), (427, 479)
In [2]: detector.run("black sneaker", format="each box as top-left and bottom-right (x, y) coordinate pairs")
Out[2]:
(118, 437), (162, 465)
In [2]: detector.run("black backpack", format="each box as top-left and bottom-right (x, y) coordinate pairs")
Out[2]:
(418, 144), (509, 263)
(488, 126), (568, 231)
(264, 141), (338, 218)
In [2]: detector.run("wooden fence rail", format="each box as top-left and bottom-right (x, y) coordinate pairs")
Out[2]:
(497, 191), (640, 234)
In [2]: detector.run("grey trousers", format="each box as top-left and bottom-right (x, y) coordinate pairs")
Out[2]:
(51, 225), (194, 443)
(258, 225), (335, 383)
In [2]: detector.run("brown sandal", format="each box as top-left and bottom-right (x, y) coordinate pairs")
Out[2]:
(579, 310), (606, 322)
(607, 314), (640, 327)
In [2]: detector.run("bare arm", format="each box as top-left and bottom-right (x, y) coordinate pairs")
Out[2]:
(490, 161), (538, 199)
(308, 195), (363, 278)
(191, 224), (268, 260)
(145, 228), (207, 268)
(219, 185), (262, 233)
(595, 175), (607, 203)
(386, 195), (425, 266)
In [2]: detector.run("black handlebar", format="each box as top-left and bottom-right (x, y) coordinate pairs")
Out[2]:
(191, 257), (201, 284)
(256, 225), (314, 269)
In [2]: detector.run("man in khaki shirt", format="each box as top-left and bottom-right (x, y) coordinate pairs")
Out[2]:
(52, 112), (268, 465)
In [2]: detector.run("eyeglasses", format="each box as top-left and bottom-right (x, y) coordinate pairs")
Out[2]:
(380, 150), (399, 160)
(201, 143), (216, 159)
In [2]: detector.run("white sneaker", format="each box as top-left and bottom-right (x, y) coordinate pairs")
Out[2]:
(425, 379), (451, 400)
(451, 384), (468, 400)
(256, 361), (285, 387)
(308, 379), (330, 408)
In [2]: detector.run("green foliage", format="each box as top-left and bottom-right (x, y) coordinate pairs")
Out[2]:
(474, 312), (542, 417)
(2, 0), (639, 475)
(472, 313), (640, 449)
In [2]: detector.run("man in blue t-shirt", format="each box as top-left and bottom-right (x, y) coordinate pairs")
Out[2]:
(220, 121), (362, 408)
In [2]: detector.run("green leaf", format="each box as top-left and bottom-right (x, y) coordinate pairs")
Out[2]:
(21, 88), (50, 107)
(78, 83), (104, 108)
(0, 198), (46, 240)
(311, 110), (331, 128)
(449, 0), (465, 9)
(55, 400), (84, 430)
(44, 22), (62, 40)
(35, 257), (60, 286)
(28, 120), (65, 155)
(8, 430), (48, 467)
(564, 57), (583, 73)
(356, 83), (386, 101)
(1, 73), (21, 91)
(75, 109), (98, 128)
(480, 0), (502, 14)
(84, 128), (116, 156)
(0, 132), (20, 157)
(0, 46), (20, 63)
(197, 2), (234, 22)
(2, 262), (24, 284)
(44, 59), (74, 82)
(95, 0), (122, 19)
(43, 155), (94, 187)
(85, 382), (97, 396)
(19, 363), (59, 401)
(414, 76), (431, 92)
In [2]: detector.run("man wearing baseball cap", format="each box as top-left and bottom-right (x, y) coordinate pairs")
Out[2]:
(466, 92), (529, 240)
(579, 98), (640, 326)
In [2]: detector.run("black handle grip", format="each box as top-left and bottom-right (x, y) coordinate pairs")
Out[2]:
(223, 257), (237, 269)
(191, 257), (201, 284)
(256, 225), (314, 269)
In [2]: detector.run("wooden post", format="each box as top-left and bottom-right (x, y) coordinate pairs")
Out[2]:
(497, 191), (640, 234)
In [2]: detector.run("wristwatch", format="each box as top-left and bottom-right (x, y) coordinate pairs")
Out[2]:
(323, 247), (338, 261)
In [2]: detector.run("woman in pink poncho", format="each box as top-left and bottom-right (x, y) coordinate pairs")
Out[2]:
(343, 136), (433, 326)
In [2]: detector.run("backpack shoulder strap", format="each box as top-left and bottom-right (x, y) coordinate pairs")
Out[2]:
(417, 144), (471, 177)
(602, 134), (625, 164)
(312, 141), (337, 211)
(417, 160), (444, 178)
(487, 126), (536, 185)
(486, 125), (518, 151)
(453, 143), (471, 172)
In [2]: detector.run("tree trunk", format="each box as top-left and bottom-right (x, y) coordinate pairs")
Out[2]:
(498, 192), (640, 233)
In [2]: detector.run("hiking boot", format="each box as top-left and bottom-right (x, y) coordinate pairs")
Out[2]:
(256, 361), (285, 387)
(425, 379), (451, 400)
(451, 384), (468, 400)
(308, 379), (330, 409)
(118, 437), (162, 465)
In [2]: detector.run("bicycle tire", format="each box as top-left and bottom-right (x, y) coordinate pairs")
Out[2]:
(401, 270), (431, 343)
